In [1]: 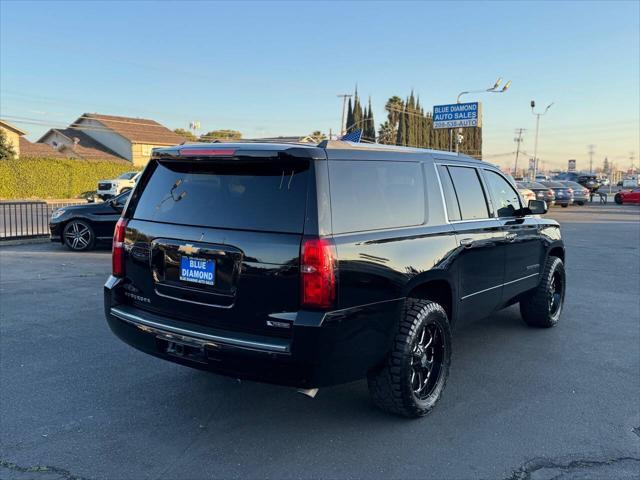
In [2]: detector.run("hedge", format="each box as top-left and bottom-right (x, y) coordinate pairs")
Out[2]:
(0, 157), (139, 199)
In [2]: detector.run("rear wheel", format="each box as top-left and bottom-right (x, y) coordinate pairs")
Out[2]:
(367, 299), (451, 418)
(63, 220), (95, 251)
(614, 193), (623, 205)
(520, 256), (565, 328)
(561, 203), (568, 208)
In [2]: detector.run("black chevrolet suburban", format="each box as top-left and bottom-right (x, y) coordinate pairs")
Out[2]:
(104, 141), (566, 418)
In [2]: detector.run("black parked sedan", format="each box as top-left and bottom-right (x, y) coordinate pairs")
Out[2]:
(516, 181), (556, 206)
(50, 191), (129, 251)
(540, 181), (573, 207)
(559, 181), (589, 205)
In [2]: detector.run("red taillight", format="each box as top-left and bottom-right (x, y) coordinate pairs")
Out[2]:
(300, 238), (336, 309)
(112, 218), (128, 277)
(179, 148), (236, 156)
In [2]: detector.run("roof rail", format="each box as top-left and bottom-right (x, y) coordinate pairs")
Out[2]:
(317, 140), (462, 157)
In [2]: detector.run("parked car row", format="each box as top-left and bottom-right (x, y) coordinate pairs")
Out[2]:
(516, 180), (589, 208)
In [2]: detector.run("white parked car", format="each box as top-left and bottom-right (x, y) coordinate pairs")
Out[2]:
(97, 171), (140, 200)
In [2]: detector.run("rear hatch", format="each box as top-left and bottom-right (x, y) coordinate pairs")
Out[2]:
(122, 151), (313, 336)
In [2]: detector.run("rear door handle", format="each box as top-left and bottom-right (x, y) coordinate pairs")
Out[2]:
(505, 232), (517, 242)
(460, 238), (474, 248)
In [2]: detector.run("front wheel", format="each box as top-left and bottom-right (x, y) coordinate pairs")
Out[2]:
(367, 299), (452, 418)
(614, 193), (623, 205)
(520, 256), (566, 328)
(63, 220), (95, 251)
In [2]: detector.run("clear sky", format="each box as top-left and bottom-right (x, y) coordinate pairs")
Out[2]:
(1, 0), (639, 171)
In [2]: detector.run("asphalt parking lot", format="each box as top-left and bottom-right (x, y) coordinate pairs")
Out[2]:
(1, 204), (639, 480)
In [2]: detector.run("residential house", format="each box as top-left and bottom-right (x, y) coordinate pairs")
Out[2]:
(38, 128), (127, 162)
(19, 137), (68, 158)
(67, 113), (185, 166)
(0, 120), (27, 157)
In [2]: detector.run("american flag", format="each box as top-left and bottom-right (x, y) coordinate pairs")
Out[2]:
(340, 129), (362, 142)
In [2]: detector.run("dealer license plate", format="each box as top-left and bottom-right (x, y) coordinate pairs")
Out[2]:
(179, 256), (215, 286)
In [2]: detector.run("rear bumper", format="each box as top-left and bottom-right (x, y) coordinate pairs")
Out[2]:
(104, 277), (401, 388)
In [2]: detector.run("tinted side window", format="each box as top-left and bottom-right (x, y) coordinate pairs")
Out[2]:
(484, 170), (522, 217)
(437, 165), (461, 221)
(447, 166), (490, 220)
(329, 160), (424, 233)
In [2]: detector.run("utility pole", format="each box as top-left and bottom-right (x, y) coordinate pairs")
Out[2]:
(588, 144), (595, 173)
(337, 94), (352, 136)
(531, 100), (553, 180)
(513, 128), (525, 176)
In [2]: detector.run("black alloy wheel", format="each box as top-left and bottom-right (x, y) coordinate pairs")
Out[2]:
(63, 220), (95, 251)
(410, 322), (445, 400)
(520, 256), (566, 328)
(548, 269), (564, 319)
(367, 299), (452, 418)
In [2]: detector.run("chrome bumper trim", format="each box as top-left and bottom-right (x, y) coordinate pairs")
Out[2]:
(110, 307), (289, 353)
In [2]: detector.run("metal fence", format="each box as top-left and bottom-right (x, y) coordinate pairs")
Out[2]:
(0, 201), (84, 241)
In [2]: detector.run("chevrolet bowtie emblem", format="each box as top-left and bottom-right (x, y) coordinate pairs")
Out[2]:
(178, 244), (200, 255)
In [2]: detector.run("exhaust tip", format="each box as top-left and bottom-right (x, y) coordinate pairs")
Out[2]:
(297, 388), (319, 399)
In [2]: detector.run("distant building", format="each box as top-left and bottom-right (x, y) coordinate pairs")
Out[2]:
(0, 120), (27, 157)
(19, 137), (68, 158)
(67, 113), (185, 166)
(38, 128), (127, 162)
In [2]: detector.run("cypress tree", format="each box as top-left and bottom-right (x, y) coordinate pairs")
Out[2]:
(345, 98), (353, 135)
(396, 105), (406, 146)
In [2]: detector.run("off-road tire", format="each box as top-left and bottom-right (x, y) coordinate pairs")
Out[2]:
(367, 298), (452, 418)
(520, 256), (565, 328)
(63, 220), (95, 251)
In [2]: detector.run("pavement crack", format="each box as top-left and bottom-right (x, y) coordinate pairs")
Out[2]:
(501, 455), (640, 480)
(0, 460), (92, 480)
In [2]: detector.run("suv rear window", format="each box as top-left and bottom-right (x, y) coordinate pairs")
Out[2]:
(328, 160), (424, 233)
(132, 159), (309, 233)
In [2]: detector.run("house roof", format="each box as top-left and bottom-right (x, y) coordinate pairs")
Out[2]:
(72, 113), (185, 145)
(0, 120), (27, 136)
(19, 137), (67, 158)
(38, 128), (125, 161)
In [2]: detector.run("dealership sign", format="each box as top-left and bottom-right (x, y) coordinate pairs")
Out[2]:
(433, 102), (482, 129)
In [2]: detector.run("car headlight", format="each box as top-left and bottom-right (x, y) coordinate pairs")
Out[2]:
(51, 209), (66, 220)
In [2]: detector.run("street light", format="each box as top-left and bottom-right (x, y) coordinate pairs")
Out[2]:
(454, 77), (512, 153)
(530, 100), (554, 180)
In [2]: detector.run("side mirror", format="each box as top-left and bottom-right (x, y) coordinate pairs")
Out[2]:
(528, 199), (548, 215)
(109, 198), (123, 211)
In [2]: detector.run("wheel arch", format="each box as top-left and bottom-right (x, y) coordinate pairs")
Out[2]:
(405, 276), (456, 325)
